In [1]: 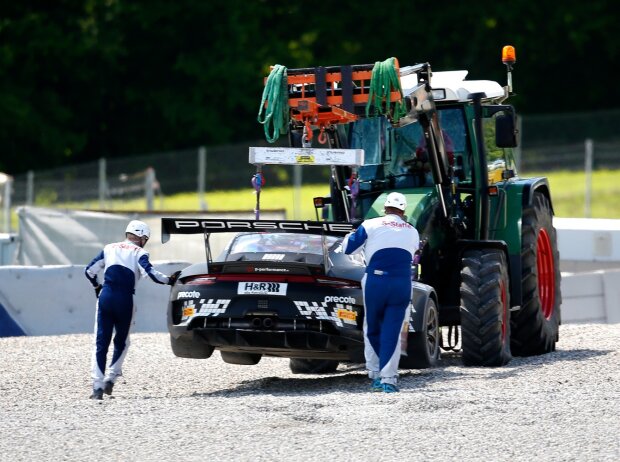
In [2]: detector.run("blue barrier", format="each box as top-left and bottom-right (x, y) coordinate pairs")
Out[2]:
(0, 301), (25, 337)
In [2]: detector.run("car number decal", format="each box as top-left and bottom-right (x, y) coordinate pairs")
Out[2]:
(237, 282), (288, 296)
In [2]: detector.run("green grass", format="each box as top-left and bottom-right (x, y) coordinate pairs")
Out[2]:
(525, 169), (620, 219)
(72, 184), (331, 220)
(54, 168), (620, 220)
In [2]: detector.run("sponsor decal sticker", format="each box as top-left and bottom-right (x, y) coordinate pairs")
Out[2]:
(381, 220), (413, 229)
(294, 301), (357, 327)
(238, 282), (288, 295)
(182, 306), (195, 317)
(337, 309), (357, 321)
(324, 295), (356, 304)
(198, 299), (230, 315)
(177, 291), (201, 300)
(254, 267), (289, 272)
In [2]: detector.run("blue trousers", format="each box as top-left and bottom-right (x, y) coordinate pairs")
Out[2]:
(362, 274), (411, 385)
(91, 286), (134, 390)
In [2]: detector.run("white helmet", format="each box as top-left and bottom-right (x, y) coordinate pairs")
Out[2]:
(384, 192), (407, 211)
(125, 220), (151, 239)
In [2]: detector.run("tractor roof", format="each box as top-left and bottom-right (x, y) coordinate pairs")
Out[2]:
(400, 67), (505, 103)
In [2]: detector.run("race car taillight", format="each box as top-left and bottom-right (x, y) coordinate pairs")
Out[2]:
(181, 273), (359, 288)
(314, 277), (361, 289)
(184, 276), (218, 285)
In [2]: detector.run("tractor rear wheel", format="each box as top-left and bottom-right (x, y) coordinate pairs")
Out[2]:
(289, 359), (339, 374)
(511, 191), (561, 356)
(460, 249), (512, 367)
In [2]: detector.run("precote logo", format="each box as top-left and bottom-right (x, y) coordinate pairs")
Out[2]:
(324, 295), (356, 304)
(177, 291), (201, 299)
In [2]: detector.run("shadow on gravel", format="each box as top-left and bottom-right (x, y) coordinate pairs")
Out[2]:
(190, 361), (469, 398)
(512, 348), (613, 366)
(464, 348), (614, 380)
(434, 347), (612, 368)
(188, 348), (613, 398)
(189, 372), (447, 398)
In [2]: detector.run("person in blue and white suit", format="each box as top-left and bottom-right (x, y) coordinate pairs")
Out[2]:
(342, 192), (419, 393)
(85, 220), (179, 400)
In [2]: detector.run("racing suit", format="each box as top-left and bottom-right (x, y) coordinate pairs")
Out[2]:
(343, 214), (419, 385)
(85, 240), (171, 391)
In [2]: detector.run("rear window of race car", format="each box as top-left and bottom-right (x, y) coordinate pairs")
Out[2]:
(228, 233), (338, 256)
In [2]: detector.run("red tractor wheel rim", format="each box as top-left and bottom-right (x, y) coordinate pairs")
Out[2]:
(537, 228), (555, 319)
(500, 280), (507, 341)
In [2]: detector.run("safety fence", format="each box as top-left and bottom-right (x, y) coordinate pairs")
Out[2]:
(517, 108), (620, 171)
(5, 140), (331, 213)
(517, 139), (620, 172)
(1, 110), (620, 233)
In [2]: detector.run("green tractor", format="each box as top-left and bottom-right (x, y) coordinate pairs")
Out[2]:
(256, 47), (561, 366)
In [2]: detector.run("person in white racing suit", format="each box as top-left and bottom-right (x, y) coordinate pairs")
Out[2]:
(342, 192), (419, 393)
(84, 220), (179, 400)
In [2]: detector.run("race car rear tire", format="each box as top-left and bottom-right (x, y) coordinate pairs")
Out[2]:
(170, 334), (214, 359)
(220, 351), (262, 365)
(289, 358), (339, 374)
(460, 248), (512, 367)
(511, 191), (561, 356)
(399, 297), (440, 369)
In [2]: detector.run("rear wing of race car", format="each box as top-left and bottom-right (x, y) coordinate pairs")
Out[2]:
(161, 218), (353, 243)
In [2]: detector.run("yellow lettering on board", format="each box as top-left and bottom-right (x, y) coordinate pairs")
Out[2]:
(295, 155), (315, 164)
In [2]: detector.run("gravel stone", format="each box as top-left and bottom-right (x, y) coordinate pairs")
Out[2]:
(1, 323), (619, 461)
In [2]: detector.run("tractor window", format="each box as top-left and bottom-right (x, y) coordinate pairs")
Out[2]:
(349, 117), (387, 165)
(387, 107), (471, 186)
(438, 108), (468, 153)
(483, 115), (517, 184)
(389, 121), (424, 178)
(348, 108), (471, 186)
(438, 108), (471, 183)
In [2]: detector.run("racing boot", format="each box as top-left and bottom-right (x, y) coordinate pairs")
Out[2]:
(103, 380), (114, 396)
(382, 383), (399, 393)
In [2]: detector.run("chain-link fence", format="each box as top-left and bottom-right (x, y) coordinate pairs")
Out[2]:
(2, 110), (620, 233)
(519, 108), (620, 172)
(9, 140), (332, 213)
(518, 139), (620, 173)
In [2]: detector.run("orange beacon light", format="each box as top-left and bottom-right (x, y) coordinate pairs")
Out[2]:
(502, 45), (516, 93)
(502, 45), (516, 67)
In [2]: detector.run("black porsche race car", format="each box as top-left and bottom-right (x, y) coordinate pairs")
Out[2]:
(162, 218), (440, 374)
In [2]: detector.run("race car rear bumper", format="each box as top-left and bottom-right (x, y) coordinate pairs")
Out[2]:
(169, 317), (364, 361)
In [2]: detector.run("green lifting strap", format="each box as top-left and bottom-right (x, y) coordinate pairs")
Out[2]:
(365, 57), (406, 121)
(257, 64), (289, 143)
